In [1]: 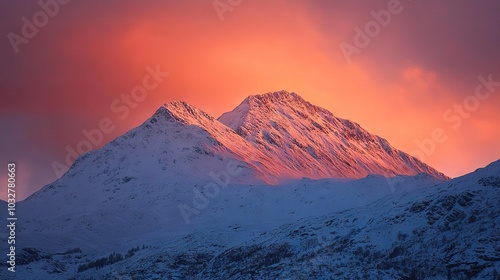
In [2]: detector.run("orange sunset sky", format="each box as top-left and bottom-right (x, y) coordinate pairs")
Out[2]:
(0, 0), (499, 200)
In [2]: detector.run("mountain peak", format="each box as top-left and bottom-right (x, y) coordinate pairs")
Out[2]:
(153, 100), (215, 125)
(246, 90), (303, 104)
(219, 91), (322, 132)
(243, 91), (321, 113)
(219, 90), (448, 180)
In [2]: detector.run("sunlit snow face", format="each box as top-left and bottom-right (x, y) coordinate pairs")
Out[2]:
(1, 0), (499, 200)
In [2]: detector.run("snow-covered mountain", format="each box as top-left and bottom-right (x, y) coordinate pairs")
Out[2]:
(3, 90), (480, 279)
(8, 92), (448, 249)
(219, 91), (447, 180)
(130, 92), (447, 184)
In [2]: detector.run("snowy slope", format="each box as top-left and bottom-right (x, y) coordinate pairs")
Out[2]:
(155, 101), (308, 184)
(194, 160), (500, 279)
(5, 160), (498, 279)
(2, 171), (441, 279)
(12, 103), (264, 252)
(219, 91), (447, 180)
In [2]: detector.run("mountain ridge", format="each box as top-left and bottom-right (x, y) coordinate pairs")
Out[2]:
(141, 91), (448, 183)
(218, 90), (447, 180)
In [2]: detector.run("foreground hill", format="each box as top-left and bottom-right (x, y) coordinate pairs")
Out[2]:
(3, 160), (497, 279)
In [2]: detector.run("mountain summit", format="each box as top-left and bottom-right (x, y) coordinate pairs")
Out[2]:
(144, 91), (447, 182)
(218, 90), (447, 180)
